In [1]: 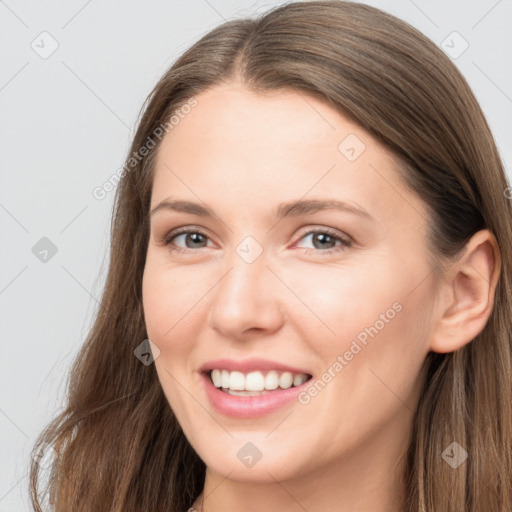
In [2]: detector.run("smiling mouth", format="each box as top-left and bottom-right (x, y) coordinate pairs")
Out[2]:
(205, 369), (313, 396)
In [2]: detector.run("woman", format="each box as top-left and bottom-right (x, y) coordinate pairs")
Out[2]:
(30, 1), (512, 511)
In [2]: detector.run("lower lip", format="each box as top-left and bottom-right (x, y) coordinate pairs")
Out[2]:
(200, 372), (312, 418)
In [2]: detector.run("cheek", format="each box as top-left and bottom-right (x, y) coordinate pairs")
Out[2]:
(322, 281), (432, 429)
(142, 262), (206, 417)
(142, 265), (168, 342)
(275, 259), (405, 346)
(288, 259), (432, 401)
(142, 260), (207, 345)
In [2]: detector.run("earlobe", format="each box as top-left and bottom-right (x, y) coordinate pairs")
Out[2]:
(429, 229), (501, 354)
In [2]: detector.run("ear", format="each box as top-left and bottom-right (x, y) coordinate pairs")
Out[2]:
(429, 229), (501, 353)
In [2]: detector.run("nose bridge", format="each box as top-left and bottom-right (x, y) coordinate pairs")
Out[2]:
(207, 237), (283, 337)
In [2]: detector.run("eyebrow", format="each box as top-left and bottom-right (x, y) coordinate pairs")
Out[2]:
(150, 198), (374, 221)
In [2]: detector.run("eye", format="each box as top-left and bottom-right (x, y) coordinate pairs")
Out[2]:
(293, 227), (352, 256)
(161, 227), (212, 254)
(160, 226), (352, 256)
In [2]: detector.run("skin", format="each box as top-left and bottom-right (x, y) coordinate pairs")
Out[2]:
(142, 81), (500, 512)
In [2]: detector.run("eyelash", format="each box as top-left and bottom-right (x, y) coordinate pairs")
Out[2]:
(161, 226), (353, 256)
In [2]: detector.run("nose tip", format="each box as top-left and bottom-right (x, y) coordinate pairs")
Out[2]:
(207, 253), (284, 340)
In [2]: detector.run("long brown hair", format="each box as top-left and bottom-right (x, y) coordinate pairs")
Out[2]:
(30, 1), (512, 510)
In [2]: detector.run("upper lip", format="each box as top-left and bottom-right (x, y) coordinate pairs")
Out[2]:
(199, 358), (313, 376)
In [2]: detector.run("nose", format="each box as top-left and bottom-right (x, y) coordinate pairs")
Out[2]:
(207, 246), (285, 341)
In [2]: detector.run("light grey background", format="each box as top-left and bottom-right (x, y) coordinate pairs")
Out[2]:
(1, 0), (510, 510)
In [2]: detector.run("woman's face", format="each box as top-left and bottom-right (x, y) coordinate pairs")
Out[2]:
(142, 83), (438, 485)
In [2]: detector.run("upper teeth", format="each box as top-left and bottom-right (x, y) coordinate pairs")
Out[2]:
(210, 369), (310, 391)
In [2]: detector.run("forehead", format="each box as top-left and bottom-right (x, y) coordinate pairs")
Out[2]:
(158, 84), (353, 159)
(151, 83), (426, 227)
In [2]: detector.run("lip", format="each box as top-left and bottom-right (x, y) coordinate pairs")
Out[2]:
(199, 358), (313, 375)
(199, 371), (313, 418)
